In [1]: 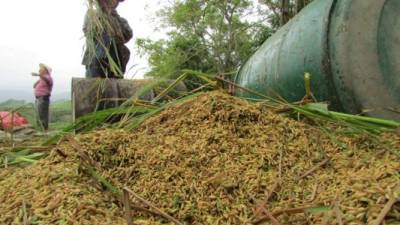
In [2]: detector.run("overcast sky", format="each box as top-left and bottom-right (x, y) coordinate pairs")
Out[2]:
(0, 0), (165, 101)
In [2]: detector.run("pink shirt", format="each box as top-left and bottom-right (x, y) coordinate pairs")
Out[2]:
(34, 74), (53, 97)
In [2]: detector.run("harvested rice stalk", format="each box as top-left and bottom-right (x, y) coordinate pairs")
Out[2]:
(124, 187), (184, 225)
(1, 92), (400, 225)
(296, 158), (331, 181)
(372, 186), (400, 225)
(259, 206), (282, 225)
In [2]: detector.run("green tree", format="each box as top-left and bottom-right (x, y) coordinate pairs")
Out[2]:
(260, 0), (313, 28)
(137, 0), (272, 85)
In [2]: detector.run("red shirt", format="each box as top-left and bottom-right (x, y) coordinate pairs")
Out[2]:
(34, 74), (53, 97)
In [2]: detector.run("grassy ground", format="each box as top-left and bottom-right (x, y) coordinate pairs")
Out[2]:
(48, 100), (72, 130)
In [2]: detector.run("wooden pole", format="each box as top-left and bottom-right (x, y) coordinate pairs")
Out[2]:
(280, 0), (291, 26)
(296, 0), (307, 13)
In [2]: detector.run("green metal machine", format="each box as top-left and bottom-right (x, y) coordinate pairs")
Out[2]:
(235, 0), (400, 120)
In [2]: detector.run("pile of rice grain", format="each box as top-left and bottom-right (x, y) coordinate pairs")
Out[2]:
(1, 92), (399, 225)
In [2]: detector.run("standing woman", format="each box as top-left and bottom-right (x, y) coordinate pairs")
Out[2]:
(33, 63), (53, 131)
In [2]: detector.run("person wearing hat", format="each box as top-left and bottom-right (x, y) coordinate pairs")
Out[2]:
(33, 63), (53, 131)
(82, 0), (133, 79)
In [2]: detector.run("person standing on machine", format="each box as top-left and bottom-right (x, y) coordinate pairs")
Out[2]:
(82, 0), (133, 78)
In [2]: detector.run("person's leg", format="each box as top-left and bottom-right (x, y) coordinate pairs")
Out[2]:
(86, 61), (106, 78)
(35, 97), (42, 128)
(86, 65), (101, 78)
(37, 96), (50, 131)
(85, 65), (94, 78)
(41, 96), (50, 130)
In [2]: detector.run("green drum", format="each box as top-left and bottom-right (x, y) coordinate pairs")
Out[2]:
(235, 0), (400, 120)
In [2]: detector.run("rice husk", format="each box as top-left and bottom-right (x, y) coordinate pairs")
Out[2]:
(0, 91), (399, 225)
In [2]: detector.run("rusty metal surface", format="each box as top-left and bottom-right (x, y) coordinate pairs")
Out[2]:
(71, 78), (154, 121)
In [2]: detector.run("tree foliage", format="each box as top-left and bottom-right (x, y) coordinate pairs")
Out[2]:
(136, 0), (313, 85)
(259, 0), (314, 28)
(137, 0), (272, 82)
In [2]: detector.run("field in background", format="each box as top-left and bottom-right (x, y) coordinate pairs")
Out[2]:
(0, 99), (72, 131)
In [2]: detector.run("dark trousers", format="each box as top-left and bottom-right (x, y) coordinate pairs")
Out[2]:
(85, 62), (123, 79)
(36, 96), (50, 130)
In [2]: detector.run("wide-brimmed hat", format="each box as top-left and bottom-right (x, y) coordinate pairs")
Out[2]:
(39, 63), (52, 74)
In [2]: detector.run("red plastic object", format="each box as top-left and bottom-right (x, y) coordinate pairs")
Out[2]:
(0, 112), (29, 130)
